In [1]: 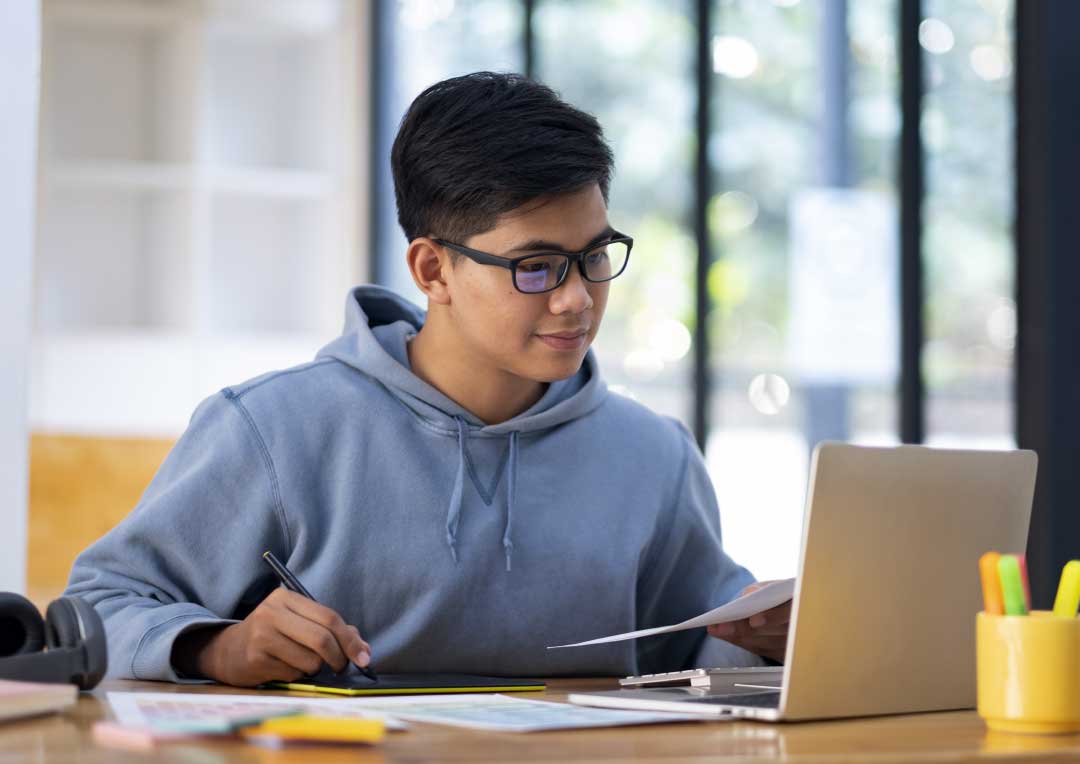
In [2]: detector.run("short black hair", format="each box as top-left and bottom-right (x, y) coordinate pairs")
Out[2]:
(391, 71), (614, 248)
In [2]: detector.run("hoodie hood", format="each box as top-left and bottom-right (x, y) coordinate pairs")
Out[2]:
(316, 285), (608, 568)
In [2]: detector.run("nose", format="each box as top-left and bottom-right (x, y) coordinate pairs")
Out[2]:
(547, 263), (593, 315)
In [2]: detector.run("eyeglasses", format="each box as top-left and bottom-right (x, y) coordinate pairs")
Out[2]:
(433, 232), (633, 295)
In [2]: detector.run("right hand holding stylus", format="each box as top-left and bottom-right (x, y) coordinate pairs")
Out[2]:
(173, 588), (371, 687)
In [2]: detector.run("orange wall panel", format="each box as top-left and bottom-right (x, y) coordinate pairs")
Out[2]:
(27, 434), (173, 608)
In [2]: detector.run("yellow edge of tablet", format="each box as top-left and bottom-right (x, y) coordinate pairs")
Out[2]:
(266, 682), (545, 696)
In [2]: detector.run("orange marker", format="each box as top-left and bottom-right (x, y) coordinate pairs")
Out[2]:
(980, 551), (1004, 615)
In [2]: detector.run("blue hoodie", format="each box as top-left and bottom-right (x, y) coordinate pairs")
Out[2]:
(65, 285), (761, 681)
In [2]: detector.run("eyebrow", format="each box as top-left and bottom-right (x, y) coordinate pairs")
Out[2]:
(506, 226), (616, 254)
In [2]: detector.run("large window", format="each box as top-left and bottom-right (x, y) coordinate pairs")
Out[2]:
(535, 1), (696, 423)
(706, 0), (902, 579)
(373, 0), (1016, 581)
(921, 0), (1014, 449)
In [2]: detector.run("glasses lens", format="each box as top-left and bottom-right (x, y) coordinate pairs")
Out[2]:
(515, 254), (569, 293)
(583, 241), (629, 282)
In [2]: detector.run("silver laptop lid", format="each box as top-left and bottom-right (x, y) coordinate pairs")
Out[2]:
(780, 443), (1036, 721)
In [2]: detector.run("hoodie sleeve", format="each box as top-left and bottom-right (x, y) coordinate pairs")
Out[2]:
(634, 422), (766, 673)
(63, 390), (289, 683)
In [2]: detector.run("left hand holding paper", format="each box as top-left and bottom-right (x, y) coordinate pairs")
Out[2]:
(707, 581), (791, 664)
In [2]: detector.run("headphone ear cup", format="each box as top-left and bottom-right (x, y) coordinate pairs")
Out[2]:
(67, 597), (107, 689)
(0, 592), (46, 656)
(44, 598), (80, 650)
(44, 596), (107, 691)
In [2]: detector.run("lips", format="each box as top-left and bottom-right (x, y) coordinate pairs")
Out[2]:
(541, 330), (588, 340)
(537, 329), (589, 351)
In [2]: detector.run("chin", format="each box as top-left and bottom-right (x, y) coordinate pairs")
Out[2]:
(527, 354), (587, 383)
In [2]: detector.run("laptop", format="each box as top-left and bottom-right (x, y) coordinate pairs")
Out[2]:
(570, 442), (1037, 722)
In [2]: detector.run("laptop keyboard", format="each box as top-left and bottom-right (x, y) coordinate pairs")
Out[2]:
(689, 691), (782, 709)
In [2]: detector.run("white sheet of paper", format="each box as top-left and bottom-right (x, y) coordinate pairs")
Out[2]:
(548, 578), (795, 649)
(107, 692), (409, 731)
(341, 693), (701, 732)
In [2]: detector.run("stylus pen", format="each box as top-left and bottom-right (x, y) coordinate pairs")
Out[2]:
(262, 550), (378, 681)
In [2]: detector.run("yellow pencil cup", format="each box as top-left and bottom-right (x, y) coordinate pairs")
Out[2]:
(977, 611), (1080, 734)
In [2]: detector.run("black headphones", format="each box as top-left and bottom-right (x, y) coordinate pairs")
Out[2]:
(0, 593), (107, 690)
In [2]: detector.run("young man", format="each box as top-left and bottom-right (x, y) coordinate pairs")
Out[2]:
(65, 72), (789, 686)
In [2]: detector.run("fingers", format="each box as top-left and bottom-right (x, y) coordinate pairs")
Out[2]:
(738, 583), (764, 598)
(712, 603), (791, 638)
(738, 579), (782, 597)
(231, 650), (308, 686)
(260, 657), (306, 683)
(276, 591), (371, 669)
(262, 656), (307, 683)
(708, 626), (786, 635)
(222, 591), (374, 687)
(749, 603), (791, 630)
(222, 621), (317, 686)
(260, 629), (326, 677)
(710, 621), (788, 639)
(746, 600), (792, 628)
(725, 636), (787, 663)
(271, 607), (350, 673)
(707, 622), (788, 664)
(346, 625), (372, 668)
(709, 630), (785, 651)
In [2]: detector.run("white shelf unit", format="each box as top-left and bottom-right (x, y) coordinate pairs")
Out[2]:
(32, 0), (367, 437)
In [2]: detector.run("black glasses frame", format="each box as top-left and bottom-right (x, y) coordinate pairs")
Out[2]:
(432, 232), (633, 294)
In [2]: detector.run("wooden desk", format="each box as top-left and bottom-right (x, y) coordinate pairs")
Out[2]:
(3, 678), (1080, 763)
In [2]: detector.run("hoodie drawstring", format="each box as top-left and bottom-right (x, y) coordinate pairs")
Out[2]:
(504, 431), (518, 572)
(445, 416), (468, 563)
(445, 416), (519, 572)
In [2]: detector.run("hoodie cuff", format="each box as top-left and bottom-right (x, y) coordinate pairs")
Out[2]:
(129, 605), (239, 684)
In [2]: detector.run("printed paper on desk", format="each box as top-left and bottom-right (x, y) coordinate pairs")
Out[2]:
(548, 578), (795, 649)
(107, 692), (409, 731)
(343, 693), (701, 732)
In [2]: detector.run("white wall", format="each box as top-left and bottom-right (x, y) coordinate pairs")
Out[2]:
(0, 2), (41, 594)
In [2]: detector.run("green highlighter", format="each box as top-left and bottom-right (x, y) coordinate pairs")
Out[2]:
(998, 554), (1029, 616)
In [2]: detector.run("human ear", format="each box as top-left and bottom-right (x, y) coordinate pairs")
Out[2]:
(406, 237), (452, 305)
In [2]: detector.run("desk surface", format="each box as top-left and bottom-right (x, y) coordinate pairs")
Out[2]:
(3, 679), (1080, 763)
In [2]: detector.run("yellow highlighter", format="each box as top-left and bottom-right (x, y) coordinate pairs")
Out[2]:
(1053, 560), (1080, 618)
(241, 715), (385, 745)
(980, 551), (1004, 615)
